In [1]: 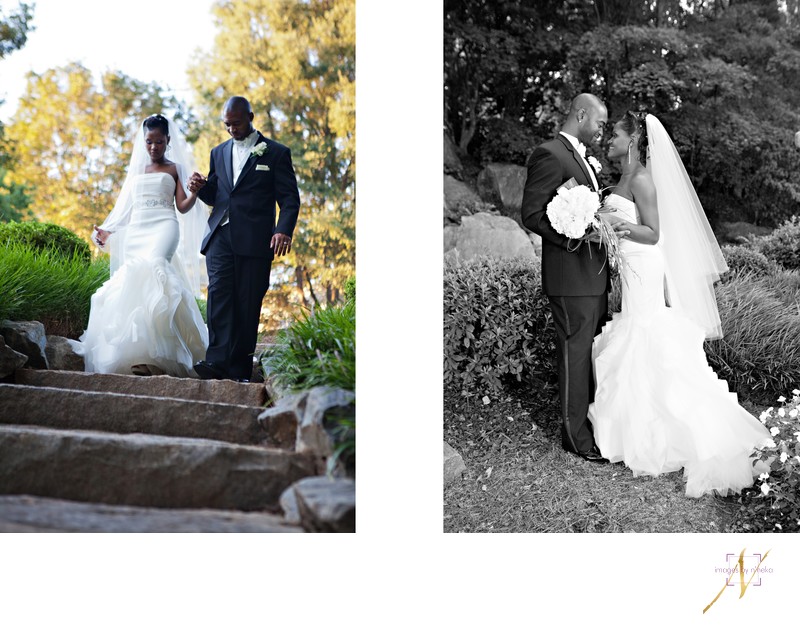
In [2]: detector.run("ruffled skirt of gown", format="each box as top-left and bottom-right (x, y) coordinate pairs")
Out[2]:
(587, 237), (770, 498)
(77, 205), (208, 377)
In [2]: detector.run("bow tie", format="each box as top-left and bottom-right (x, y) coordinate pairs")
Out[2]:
(576, 143), (587, 158)
(234, 139), (249, 147)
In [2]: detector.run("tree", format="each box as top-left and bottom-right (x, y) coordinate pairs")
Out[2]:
(0, 2), (34, 222)
(445, 0), (800, 227)
(5, 63), (189, 236)
(187, 0), (355, 309)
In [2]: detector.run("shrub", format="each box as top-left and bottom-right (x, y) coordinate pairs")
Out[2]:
(195, 298), (207, 324)
(753, 215), (800, 270)
(705, 269), (800, 403)
(0, 240), (109, 338)
(344, 275), (355, 304)
(443, 256), (557, 396)
(0, 221), (91, 265)
(260, 300), (355, 393)
(720, 244), (778, 279)
(474, 117), (537, 166)
(729, 392), (800, 533)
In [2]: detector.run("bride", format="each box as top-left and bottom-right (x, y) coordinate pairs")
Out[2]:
(76, 114), (209, 377)
(588, 111), (770, 498)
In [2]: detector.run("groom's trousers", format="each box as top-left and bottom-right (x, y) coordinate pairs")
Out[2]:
(205, 223), (272, 379)
(548, 294), (608, 454)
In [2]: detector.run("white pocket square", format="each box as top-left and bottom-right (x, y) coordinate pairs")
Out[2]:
(256, 164), (270, 171)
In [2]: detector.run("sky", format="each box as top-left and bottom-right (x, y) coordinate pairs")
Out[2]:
(0, 0), (217, 123)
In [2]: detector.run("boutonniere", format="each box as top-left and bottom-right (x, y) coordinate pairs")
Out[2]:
(587, 156), (602, 173)
(251, 141), (268, 158)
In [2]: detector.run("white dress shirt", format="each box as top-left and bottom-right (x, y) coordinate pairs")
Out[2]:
(559, 131), (599, 191)
(221, 129), (259, 227)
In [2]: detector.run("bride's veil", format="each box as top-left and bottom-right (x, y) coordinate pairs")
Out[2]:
(93, 115), (208, 298)
(645, 114), (728, 340)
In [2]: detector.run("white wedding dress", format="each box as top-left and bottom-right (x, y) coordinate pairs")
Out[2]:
(77, 172), (208, 376)
(587, 193), (770, 497)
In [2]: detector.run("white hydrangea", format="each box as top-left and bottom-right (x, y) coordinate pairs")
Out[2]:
(546, 184), (599, 239)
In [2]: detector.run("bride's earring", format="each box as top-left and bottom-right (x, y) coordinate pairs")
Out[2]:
(627, 142), (632, 164)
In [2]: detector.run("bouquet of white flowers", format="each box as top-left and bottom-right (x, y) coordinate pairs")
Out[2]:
(546, 178), (623, 276)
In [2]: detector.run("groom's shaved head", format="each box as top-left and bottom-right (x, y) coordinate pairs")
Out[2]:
(563, 93), (607, 146)
(223, 96), (252, 115)
(568, 93), (604, 118)
(222, 96), (255, 140)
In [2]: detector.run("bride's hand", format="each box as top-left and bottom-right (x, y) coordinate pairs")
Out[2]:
(93, 225), (111, 248)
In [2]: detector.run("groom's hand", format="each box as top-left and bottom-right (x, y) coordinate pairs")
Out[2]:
(188, 172), (207, 193)
(271, 232), (292, 257)
(580, 227), (602, 244)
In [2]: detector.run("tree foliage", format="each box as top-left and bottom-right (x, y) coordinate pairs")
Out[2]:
(0, 2), (35, 222)
(188, 0), (355, 308)
(5, 63), (188, 236)
(444, 0), (800, 227)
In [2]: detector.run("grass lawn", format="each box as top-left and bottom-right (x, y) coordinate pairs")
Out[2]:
(443, 380), (765, 533)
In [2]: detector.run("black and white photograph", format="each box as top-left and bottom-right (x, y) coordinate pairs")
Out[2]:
(444, 0), (800, 535)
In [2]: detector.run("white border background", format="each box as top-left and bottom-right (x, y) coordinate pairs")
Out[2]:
(2, 1), (798, 627)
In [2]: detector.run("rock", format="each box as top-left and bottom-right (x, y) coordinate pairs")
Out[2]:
(45, 336), (84, 371)
(14, 368), (266, 407)
(0, 320), (49, 369)
(444, 224), (459, 253)
(0, 424), (316, 511)
(257, 400), (300, 449)
(0, 383), (268, 446)
(292, 476), (355, 533)
(444, 132), (463, 177)
(477, 163), (527, 223)
(0, 495), (302, 533)
(0, 335), (28, 379)
(444, 441), (466, 486)
(279, 486), (301, 524)
(446, 213), (538, 263)
(444, 174), (485, 223)
(529, 232), (543, 259)
(296, 387), (356, 459)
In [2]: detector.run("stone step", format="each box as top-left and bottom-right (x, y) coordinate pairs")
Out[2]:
(12, 368), (266, 407)
(0, 383), (269, 446)
(0, 425), (317, 511)
(0, 495), (303, 532)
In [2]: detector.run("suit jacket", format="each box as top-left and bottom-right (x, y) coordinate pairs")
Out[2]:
(199, 132), (301, 257)
(521, 134), (608, 297)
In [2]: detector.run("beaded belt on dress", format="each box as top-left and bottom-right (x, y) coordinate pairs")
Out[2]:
(136, 199), (173, 209)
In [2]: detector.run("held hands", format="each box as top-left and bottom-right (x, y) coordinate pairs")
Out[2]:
(605, 216), (631, 240)
(271, 232), (292, 257)
(187, 172), (208, 193)
(93, 224), (111, 248)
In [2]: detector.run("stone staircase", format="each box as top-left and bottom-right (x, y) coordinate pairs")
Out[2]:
(0, 369), (331, 532)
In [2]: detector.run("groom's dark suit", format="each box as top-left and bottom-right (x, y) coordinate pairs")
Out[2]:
(198, 132), (300, 379)
(521, 133), (608, 455)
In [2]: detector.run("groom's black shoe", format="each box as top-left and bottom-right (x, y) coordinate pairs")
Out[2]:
(193, 361), (226, 380)
(577, 447), (609, 464)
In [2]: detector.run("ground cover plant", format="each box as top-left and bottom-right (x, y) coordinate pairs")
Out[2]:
(444, 234), (800, 533)
(0, 238), (109, 338)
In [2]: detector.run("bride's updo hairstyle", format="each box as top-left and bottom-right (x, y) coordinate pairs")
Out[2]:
(620, 110), (648, 166)
(143, 114), (170, 137)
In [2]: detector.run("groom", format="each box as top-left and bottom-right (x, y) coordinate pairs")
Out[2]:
(521, 93), (620, 463)
(189, 96), (301, 381)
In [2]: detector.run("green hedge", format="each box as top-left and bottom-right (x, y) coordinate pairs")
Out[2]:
(0, 221), (91, 265)
(260, 300), (355, 393)
(0, 240), (109, 338)
(444, 256), (556, 396)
